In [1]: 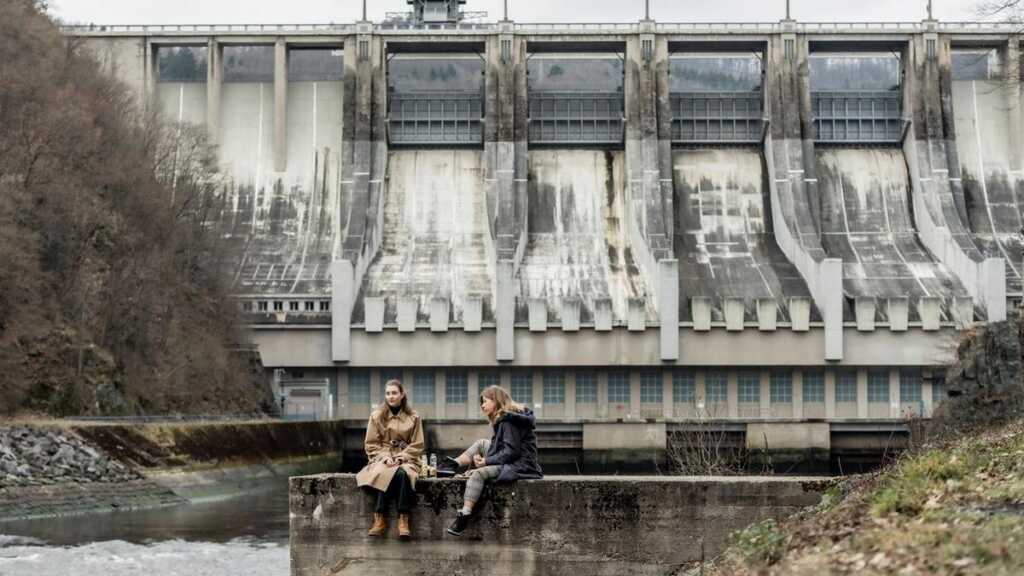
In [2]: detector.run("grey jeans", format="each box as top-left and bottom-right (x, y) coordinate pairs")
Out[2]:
(458, 439), (501, 504)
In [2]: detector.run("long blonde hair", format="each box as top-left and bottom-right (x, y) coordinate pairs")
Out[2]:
(480, 385), (526, 425)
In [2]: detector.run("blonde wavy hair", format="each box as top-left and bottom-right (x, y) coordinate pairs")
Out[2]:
(480, 385), (526, 425)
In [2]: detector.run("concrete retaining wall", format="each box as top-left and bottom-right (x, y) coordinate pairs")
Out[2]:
(289, 473), (829, 575)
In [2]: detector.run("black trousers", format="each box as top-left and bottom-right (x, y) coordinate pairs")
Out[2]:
(375, 467), (413, 513)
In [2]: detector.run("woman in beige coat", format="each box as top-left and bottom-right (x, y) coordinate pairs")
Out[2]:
(356, 379), (424, 539)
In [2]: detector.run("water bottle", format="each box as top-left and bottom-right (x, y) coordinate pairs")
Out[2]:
(420, 454), (428, 474)
(429, 453), (437, 471)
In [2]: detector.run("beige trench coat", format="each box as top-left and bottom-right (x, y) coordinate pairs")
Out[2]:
(355, 407), (424, 492)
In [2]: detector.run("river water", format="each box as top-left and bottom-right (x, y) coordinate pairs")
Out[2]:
(0, 481), (290, 576)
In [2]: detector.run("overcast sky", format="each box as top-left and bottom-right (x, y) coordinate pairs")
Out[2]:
(51, 0), (988, 26)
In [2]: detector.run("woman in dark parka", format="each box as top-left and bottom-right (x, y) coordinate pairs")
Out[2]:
(445, 385), (543, 536)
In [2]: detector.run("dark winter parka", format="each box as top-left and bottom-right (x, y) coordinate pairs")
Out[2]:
(483, 408), (543, 482)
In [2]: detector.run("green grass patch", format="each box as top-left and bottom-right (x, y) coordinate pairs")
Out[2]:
(728, 519), (790, 567)
(871, 448), (977, 516)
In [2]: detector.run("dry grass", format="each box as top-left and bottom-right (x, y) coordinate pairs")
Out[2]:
(712, 420), (1024, 575)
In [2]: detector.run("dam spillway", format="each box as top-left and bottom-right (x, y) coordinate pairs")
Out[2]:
(69, 17), (1024, 437)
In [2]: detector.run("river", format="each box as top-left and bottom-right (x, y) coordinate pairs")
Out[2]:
(0, 481), (289, 576)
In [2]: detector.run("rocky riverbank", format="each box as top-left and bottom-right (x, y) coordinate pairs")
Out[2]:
(0, 426), (138, 487)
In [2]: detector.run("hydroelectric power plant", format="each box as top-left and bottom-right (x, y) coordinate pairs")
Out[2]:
(63, 0), (1024, 469)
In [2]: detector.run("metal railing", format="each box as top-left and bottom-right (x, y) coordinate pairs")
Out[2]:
(811, 90), (904, 143)
(671, 91), (763, 143)
(528, 91), (624, 145)
(60, 23), (356, 35)
(60, 21), (1024, 37)
(389, 91), (484, 145)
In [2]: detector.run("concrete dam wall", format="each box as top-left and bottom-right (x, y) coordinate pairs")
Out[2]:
(70, 25), (1024, 430)
(673, 149), (813, 323)
(816, 148), (969, 321)
(157, 78), (343, 297)
(522, 150), (650, 324)
(952, 79), (1024, 297)
(358, 150), (493, 325)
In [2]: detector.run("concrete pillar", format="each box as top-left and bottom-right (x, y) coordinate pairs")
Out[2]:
(339, 364), (352, 414)
(624, 27), (674, 322)
(206, 38), (222, 145)
(629, 370), (642, 420)
(1003, 40), (1023, 174)
(565, 373), (577, 421)
(436, 369), (447, 419)
(695, 371), (707, 416)
(468, 372), (480, 419)
(822, 259), (844, 361)
(330, 260), (353, 362)
(662, 371), (674, 420)
(338, 29), (388, 306)
(727, 370), (739, 419)
(824, 370), (836, 419)
(889, 368), (901, 419)
(370, 369), (384, 406)
(144, 40), (157, 102)
(274, 37), (288, 172)
(856, 369), (868, 419)
(496, 260), (515, 361)
(597, 371), (609, 419)
(922, 373), (934, 418)
(659, 259), (679, 361)
(792, 370), (804, 420)
(759, 370), (770, 419)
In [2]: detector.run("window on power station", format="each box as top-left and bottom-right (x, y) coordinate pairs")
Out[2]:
(543, 370), (565, 405)
(705, 371), (728, 403)
(349, 370), (372, 405)
(673, 370), (696, 404)
(510, 371), (533, 405)
(738, 371), (761, 404)
(445, 370), (468, 404)
(900, 369), (922, 403)
(836, 371), (858, 403)
(478, 370), (500, 395)
(640, 371), (662, 404)
(413, 370), (436, 404)
(575, 371), (598, 404)
(607, 370), (631, 404)
(770, 370), (792, 404)
(803, 371), (825, 403)
(868, 370), (890, 403)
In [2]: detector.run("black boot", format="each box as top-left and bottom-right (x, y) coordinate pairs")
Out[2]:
(446, 512), (469, 536)
(436, 457), (464, 478)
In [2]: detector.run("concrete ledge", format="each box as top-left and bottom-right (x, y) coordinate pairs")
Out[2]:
(290, 474), (829, 575)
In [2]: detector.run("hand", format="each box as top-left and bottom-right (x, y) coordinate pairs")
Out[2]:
(383, 457), (395, 467)
(473, 454), (486, 468)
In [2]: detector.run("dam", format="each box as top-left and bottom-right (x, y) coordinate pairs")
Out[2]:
(63, 2), (1024, 459)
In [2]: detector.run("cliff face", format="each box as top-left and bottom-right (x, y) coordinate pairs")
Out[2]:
(0, 0), (269, 417)
(941, 315), (1024, 429)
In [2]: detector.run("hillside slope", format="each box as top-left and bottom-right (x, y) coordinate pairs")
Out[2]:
(0, 0), (269, 416)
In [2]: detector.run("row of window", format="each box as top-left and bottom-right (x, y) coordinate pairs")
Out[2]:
(346, 369), (943, 407)
(240, 300), (331, 313)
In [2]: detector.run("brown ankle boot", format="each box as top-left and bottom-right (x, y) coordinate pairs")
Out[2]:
(367, 513), (386, 537)
(398, 513), (411, 539)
